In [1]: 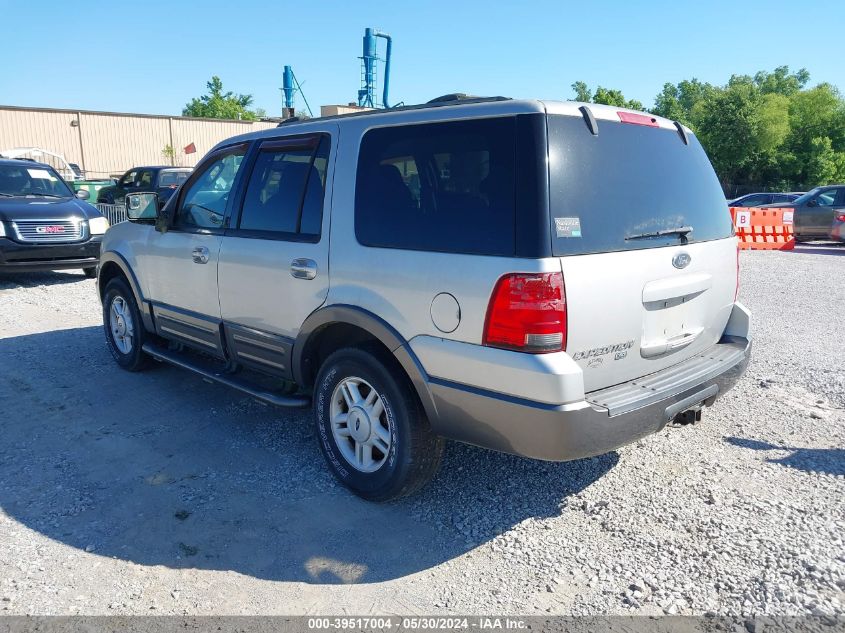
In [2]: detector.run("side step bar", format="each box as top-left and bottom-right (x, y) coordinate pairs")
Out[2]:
(141, 343), (311, 408)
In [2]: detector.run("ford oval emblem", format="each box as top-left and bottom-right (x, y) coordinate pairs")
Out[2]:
(672, 252), (691, 269)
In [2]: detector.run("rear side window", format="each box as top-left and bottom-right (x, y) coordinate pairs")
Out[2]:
(548, 115), (734, 256)
(238, 136), (329, 237)
(159, 170), (190, 187)
(355, 117), (516, 256)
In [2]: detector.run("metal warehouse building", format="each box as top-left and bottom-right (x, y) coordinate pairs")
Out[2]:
(0, 105), (277, 179)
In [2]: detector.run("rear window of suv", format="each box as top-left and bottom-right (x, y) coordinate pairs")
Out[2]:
(548, 115), (734, 256)
(355, 117), (517, 256)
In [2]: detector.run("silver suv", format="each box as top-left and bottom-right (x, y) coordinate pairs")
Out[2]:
(97, 97), (751, 501)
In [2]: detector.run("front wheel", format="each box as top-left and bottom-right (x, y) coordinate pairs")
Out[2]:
(102, 277), (150, 371)
(314, 347), (444, 501)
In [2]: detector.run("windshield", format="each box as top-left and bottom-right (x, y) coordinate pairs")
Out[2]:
(159, 169), (191, 187)
(0, 163), (74, 197)
(548, 115), (734, 256)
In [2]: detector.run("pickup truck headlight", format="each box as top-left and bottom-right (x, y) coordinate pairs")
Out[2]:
(89, 216), (110, 235)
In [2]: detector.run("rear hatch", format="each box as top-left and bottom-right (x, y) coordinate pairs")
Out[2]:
(546, 108), (737, 392)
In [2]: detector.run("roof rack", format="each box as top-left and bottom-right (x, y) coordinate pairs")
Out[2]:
(426, 93), (510, 105)
(270, 94), (513, 128)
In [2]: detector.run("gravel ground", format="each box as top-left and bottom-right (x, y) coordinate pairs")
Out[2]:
(0, 245), (843, 617)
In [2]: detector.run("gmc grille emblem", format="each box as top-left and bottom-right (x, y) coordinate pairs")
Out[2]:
(672, 252), (691, 269)
(35, 225), (65, 234)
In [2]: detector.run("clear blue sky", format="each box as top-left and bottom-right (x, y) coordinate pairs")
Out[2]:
(1, 0), (843, 116)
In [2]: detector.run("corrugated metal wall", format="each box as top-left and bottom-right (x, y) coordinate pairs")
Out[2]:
(0, 106), (276, 178)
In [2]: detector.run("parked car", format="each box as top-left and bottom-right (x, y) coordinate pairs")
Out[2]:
(0, 159), (108, 276)
(97, 97), (751, 500)
(727, 192), (800, 207)
(768, 185), (845, 242)
(96, 166), (192, 205)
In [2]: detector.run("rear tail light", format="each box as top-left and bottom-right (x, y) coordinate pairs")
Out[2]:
(735, 245), (740, 301)
(483, 272), (567, 353)
(836, 214), (845, 222)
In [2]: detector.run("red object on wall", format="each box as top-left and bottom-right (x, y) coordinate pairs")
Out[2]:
(184, 142), (196, 155)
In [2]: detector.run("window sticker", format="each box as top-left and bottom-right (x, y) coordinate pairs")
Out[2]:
(27, 168), (55, 180)
(554, 216), (582, 238)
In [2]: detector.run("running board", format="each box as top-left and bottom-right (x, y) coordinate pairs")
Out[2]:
(141, 343), (311, 408)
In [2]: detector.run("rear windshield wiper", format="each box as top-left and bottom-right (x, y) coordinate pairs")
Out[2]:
(625, 226), (694, 242)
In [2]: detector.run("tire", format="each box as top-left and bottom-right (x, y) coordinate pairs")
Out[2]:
(102, 277), (150, 371)
(82, 266), (97, 278)
(314, 346), (444, 501)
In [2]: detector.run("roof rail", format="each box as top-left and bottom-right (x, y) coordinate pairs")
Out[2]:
(266, 95), (514, 129)
(426, 93), (510, 105)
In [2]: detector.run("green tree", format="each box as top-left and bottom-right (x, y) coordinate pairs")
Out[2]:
(183, 76), (258, 121)
(649, 67), (845, 190)
(805, 136), (845, 184)
(161, 144), (176, 163)
(780, 83), (845, 185)
(571, 81), (592, 103)
(570, 82), (643, 110)
(652, 79), (715, 125)
(753, 66), (810, 97)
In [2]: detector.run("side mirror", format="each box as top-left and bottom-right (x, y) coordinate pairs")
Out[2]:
(807, 199), (818, 208)
(126, 192), (159, 221)
(75, 189), (90, 200)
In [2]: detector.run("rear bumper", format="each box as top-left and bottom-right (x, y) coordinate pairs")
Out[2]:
(422, 304), (752, 461)
(0, 236), (102, 271)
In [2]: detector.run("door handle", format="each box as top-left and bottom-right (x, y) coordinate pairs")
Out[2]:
(290, 258), (317, 280)
(640, 327), (704, 358)
(192, 246), (209, 264)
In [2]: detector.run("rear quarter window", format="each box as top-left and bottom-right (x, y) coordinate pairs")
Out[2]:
(355, 117), (517, 256)
(549, 115), (734, 256)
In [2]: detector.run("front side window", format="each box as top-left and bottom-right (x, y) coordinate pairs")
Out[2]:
(119, 170), (138, 187)
(815, 190), (837, 207)
(238, 136), (329, 237)
(175, 148), (245, 230)
(355, 117), (517, 256)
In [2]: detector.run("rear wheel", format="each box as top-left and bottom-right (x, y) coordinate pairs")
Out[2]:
(314, 346), (444, 501)
(102, 277), (150, 371)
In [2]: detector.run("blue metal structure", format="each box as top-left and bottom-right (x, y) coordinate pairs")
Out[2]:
(280, 65), (313, 117)
(282, 65), (295, 109)
(358, 28), (393, 108)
